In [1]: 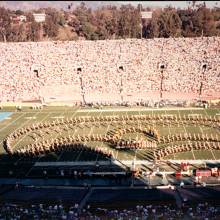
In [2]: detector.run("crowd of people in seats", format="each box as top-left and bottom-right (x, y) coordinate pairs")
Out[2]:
(0, 37), (219, 104)
(0, 202), (220, 219)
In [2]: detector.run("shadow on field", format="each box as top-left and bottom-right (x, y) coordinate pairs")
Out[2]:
(0, 148), (139, 187)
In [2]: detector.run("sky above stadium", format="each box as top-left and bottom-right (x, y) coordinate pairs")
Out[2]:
(117, 1), (219, 8)
(0, 1), (219, 11)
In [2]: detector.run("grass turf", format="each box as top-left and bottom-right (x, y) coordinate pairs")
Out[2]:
(0, 106), (220, 163)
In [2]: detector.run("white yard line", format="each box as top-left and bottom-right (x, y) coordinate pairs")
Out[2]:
(4, 107), (204, 114)
(217, 109), (220, 134)
(165, 110), (172, 135)
(133, 109), (148, 162)
(74, 146), (83, 162)
(133, 109), (142, 166)
(11, 109), (49, 165)
(203, 108), (211, 120)
(77, 107), (204, 113)
(201, 109), (217, 160)
(93, 112), (109, 161)
(25, 117), (37, 119)
(216, 108), (220, 134)
(115, 148), (119, 160)
(114, 105), (119, 159)
(191, 109), (216, 160)
(94, 113), (103, 162)
(56, 108), (80, 162)
(180, 109), (196, 160)
(15, 112), (52, 164)
(74, 110), (92, 162)
(200, 124), (216, 160)
(114, 109), (120, 160)
(0, 113), (32, 147)
(199, 125), (216, 160)
(88, 112), (102, 163)
(0, 112), (26, 133)
(26, 108), (77, 177)
(29, 107), (71, 166)
(13, 111), (47, 149)
(125, 110), (130, 126)
(51, 116), (64, 119)
(165, 109), (174, 160)
(204, 108), (220, 124)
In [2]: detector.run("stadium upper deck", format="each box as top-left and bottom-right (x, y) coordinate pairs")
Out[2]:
(0, 37), (219, 104)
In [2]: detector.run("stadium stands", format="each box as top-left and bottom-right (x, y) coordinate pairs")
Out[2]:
(88, 188), (176, 204)
(0, 187), (87, 203)
(1, 187), (220, 219)
(0, 37), (219, 104)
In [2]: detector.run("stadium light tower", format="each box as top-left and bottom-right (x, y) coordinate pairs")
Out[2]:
(159, 39), (165, 99)
(139, 4), (153, 39)
(199, 60), (207, 98)
(68, 2), (73, 11)
(118, 45), (124, 103)
(119, 66), (124, 103)
(138, 4), (143, 39)
(77, 67), (86, 105)
(159, 64), (165, 99)
(199, 38), (209, 99)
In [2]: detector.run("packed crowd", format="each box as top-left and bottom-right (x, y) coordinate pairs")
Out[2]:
(0, 37), (219, 104)
(0, 202), (220, 219)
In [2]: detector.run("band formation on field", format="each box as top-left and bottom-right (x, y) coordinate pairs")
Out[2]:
(2, 108), (220, 162)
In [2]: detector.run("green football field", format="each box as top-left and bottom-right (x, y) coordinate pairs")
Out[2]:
(0, 106), (220, 164)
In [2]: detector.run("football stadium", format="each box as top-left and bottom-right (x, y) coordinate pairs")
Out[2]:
(0, 38), (220, 218)
(0, 1), (220, 219)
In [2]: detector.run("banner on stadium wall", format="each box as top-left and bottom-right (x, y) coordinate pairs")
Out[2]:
(141, 11), (152, 19)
